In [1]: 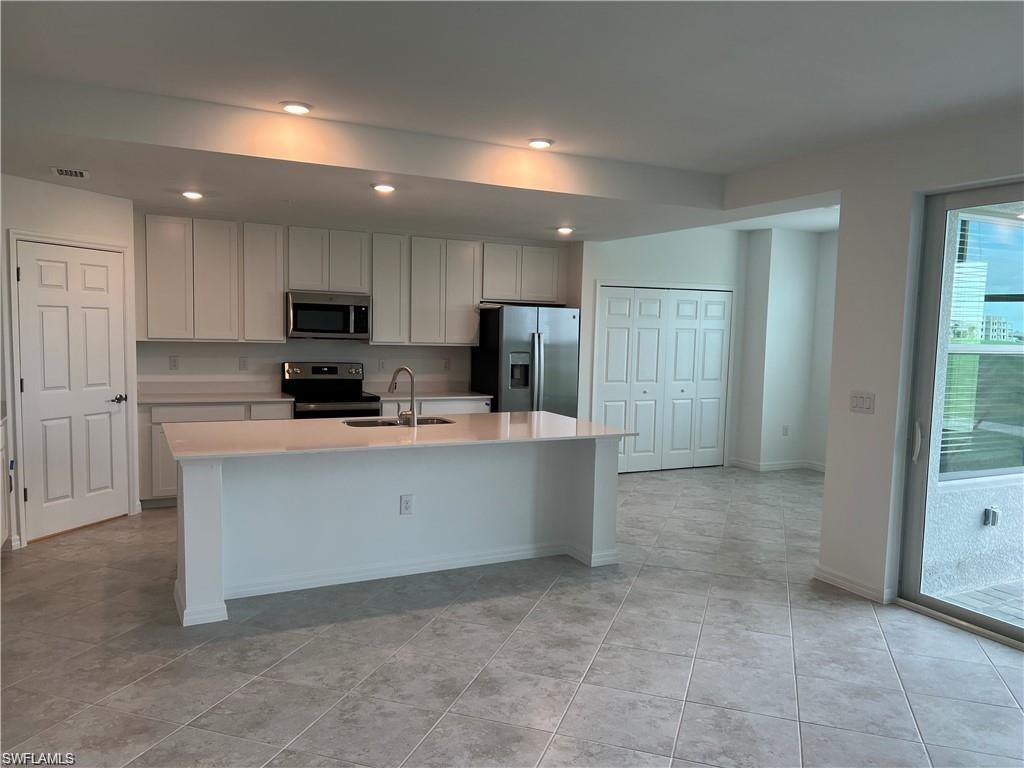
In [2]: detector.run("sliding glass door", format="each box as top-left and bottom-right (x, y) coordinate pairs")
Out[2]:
(902, 182), (1024, 642)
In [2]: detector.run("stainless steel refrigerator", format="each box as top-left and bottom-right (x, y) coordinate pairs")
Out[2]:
(471, 305), (580, 417)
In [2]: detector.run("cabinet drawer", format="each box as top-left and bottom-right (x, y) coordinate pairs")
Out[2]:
(420, 398), (491, 415)
(250, 402), (293, 420)
(150, 404), (248, 423)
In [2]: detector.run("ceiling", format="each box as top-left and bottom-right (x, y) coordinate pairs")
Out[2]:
(3, 2), (1021, 174)
(718, 207), (840, 233)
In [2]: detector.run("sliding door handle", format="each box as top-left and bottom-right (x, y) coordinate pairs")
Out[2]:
(911, 420), (922, 463)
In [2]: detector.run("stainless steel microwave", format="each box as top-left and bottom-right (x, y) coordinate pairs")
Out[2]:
(286, 291), (371, 339)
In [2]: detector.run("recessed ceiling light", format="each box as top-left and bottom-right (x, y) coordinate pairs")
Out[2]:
(280, 102), (312, 115)
(181, 191), (203, 200)
(1017, 212), (1024, 220)
(557, 226), (574, 235)
(373, 184), (396, 194)
(528, 138), (554, 149)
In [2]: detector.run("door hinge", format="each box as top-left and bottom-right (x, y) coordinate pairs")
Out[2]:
(16, 266), (21, 281)
(23, 488), (28, 503)
(20, 378), (24, 393)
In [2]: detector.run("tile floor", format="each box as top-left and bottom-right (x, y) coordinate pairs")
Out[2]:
(2, 468), (1022, 768)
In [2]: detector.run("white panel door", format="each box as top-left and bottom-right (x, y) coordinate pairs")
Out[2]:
(193, 219), (239, 340)
(444, 240), (483, 344)
(329, 229), (370, 293)
(520, 246), (559, 302)
(592, 287), (634, 471)
(17, 241), (129, 539)
(482, 243), (521, 300)
(145, 215), (193, 339)
(287, 227), (329, 290)
(371, 233), (410, 343)
(693, 291), (732, 467)
(627, 289), (667, 472)
(410, 237), (445, 344)
(242, 223), (286, 341)
(661, 291), (701, 469)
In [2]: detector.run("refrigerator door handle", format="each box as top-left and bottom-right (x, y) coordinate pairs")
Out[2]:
(530, 332), (540, 410)
(536, 332), (545, 411)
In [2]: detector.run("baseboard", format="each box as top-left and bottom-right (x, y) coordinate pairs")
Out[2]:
(729, 458), (825, 473)
(813, 563), (886, 603)
(175, 579), (228, 626)
(565, 545), (620, 567)
(223, 542), (569, 599)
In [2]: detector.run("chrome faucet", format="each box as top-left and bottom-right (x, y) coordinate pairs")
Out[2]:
(388, 366), (417, 427)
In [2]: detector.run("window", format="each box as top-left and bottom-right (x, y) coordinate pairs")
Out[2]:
(939, 206), (1024, 477)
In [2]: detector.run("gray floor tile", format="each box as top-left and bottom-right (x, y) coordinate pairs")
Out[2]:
(696, 624), (793, 673)
(981, 638), (1024, 670)
(491, 628), (600, 682)
(605, 612), (701, 656)
(261, 636), (393, 692)
(101, 657), (253, 723)
(709, 573), (789, 606)
(558, 683), (683, 757)
(404, 617), (511, 665)
(127, 725), (279, 767)
(105, 616), (230, 659)
(185, 623), (311, 675)
(909, 692), (1024, 759)
(653, 532), (722, 555)
(190, 677), (341, 746)
(319, 608), (434, 648)
(796, 674), (919, 740)
(540, 735), (670, 767)
(292, 694), (441, 767)
(703, 597), (791, 637)
(406, 713), (552, 768)
(998, 665), (1023, 707)
(619, 587), (707, 624)
(453, 665), (576, 731)
(927, 744), (1024, 768)
(644, 547), (717, 573)
(795, 642), (902, 690)
(17, 647), (169, 704)
(674, 703), (800, 768)
(0, 686), (86, 750)
(356, 649), (482, 709)
(521, 598), (619, 640)
(584, 644), (691, 700)
(15, 706), (177, 768)
(686, 658), (797, 719)
(879, 615), (989, 664)
(791, 606), (887, 650)
(634, 566), (712, 597)
(443, 590), (540, 629)
(800, 722), (929, 768)
(0, 630), (96, 687)
(894, 652), (1019, 707)
(264, 749), (358, 767)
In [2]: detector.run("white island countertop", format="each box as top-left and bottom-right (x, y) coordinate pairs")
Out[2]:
(163, 411), (629, 461)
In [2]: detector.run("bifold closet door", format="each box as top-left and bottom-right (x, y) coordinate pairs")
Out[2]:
(693, 291), (732, 467)
(626, 289), (668, 472)
(593, 287), (634, 472)
(661, 291), (701, 469)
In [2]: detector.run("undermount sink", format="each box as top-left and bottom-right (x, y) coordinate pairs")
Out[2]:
(344, 416), (455, 427)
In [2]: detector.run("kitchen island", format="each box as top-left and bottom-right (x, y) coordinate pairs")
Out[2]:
(163, 411), (629, 625)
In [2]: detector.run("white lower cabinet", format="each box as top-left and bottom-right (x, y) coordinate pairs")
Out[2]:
(381, 397), (491, 418)
(150, 425), (178, 498)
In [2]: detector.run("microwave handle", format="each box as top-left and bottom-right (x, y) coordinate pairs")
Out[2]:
(349, 305), (355, 335)
(286, 292), (295, 337)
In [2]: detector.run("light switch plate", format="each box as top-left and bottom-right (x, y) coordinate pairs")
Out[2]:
(400, 494), (414, 515)
(850, 391), (875, 414)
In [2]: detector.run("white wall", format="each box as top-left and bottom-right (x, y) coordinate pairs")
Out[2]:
(807, 232), (838, 469)
(733, 232), (771, 466)
(1, 174), (136, 544)
(576, 228), (747, 455)
(724, 104), (1023, 601)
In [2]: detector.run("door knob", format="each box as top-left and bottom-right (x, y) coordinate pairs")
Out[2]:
(643, 389), (649, 394)
(108, 393), (128, 404)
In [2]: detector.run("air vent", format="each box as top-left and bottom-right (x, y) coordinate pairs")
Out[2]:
(50, 167), (90, 179)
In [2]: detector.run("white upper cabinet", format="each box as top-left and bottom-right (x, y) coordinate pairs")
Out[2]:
(371, 233), (410, 343)
(192, 219), (239, 340)
(520, 246), (560, 302)
(242, 223), (286, 341)
(482, 243), (521, 301)
(482, 243), (559, 302)
(329, 230), (371, 293)
(410, 237), (446, 344)
(146, 215), (194, 339)
(287, 227), (329, 290)
(444, 240), (482, 344)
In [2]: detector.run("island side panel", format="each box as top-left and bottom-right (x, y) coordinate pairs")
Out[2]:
(174, 459), (229, 625)
(216, 439), (613, 598)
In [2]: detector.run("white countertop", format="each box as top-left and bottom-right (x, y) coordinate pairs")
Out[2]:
(138, 392), (295, 405)
(163, 411), (629, 460)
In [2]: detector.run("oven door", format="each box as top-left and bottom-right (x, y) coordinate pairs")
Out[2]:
(293, 401), (383, 419)
(287, 292), (371, 339)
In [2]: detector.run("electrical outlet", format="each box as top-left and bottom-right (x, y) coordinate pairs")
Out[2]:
(400, 494), (414, 516)
(443, 358), (450, 371)
(782, 425), (789, 437)
(168, 355), (180, 371)
(238, 356), (249, 372)
(850, 391), (876, 414)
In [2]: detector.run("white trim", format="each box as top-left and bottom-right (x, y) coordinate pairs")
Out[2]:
(814, 563), (892, 603)
(223, 542), (575, 599)
(175, 580), (228, 627)
(729, 457), (824, 473)
(8, 230), (136, 542)
(893, 597), (1023, 651)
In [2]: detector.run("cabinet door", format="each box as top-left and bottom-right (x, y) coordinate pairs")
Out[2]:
(288, 227), (329, 290)
(627, 289), (668, 472)
(661, 291), (701, 469)
(193, 219), (239, 340)
(146, 215), (194, 338)
(410, 237), (445, 344)
(520, 246), (559, 302)
(329, 230), (370, 293)
(150, 425), (178, 497)
(444, 240), (483, 344)
(693, 292), (732, 468)
(482, 243), (521, 300)
(420, 398), (491, 415)
(592, 287), (634, 472)
(371, 233), (410, 343)
(242, 223), (286, 341)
